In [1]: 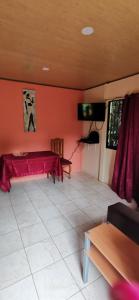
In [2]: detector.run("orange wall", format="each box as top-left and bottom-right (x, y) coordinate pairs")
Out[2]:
(0, 79), (83, 172)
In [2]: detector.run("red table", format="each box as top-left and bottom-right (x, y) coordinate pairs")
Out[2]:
(0, 151), (63, 192)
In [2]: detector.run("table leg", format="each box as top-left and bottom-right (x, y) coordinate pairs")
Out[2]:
(83, 233), (91, 283)
(53, 173), (55, 184)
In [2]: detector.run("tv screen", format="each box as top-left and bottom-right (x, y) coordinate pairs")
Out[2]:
(78, 103), (105, 121)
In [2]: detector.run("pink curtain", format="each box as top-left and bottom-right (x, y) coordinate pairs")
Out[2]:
(112, 93), (139, 203)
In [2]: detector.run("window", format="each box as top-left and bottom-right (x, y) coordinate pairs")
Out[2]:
(106, 99), (123, 150)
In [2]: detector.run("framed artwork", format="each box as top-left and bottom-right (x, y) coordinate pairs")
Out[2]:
(23, 89), (36, 132)
(106, 99), (123, 150)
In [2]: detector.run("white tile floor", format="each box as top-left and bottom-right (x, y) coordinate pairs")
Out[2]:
(0, 172), (129, 300)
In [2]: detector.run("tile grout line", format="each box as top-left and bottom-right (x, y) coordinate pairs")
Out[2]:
(0, 274), (33, 293)
(26, 185), (83, 296)
(26, 181), (102, 294)
(43, 186), (94, 233)
(0, 227), (20, 238)
(26, 186), (71, 237)
(26, 191), (75, 260)
(41, 181), (104, 292)
(9, 192), (40, 300)
(67, 289), (86, 300)
(0, 175), (114, 297)
(63, 248), (102, 293)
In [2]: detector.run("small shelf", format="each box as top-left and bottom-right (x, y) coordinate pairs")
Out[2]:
(81, 141), (99, 144)
(78, 139), (99, 144)
(87, 246), (123, 286)
(86, 223), (139, 283)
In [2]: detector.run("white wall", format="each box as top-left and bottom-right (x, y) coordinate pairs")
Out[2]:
(82, 74), (139, 184)
(82, 85), (105, 178)
(82, 143), (101, 178)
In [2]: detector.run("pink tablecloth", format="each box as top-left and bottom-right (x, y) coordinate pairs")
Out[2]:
(0, 151), (62, 192)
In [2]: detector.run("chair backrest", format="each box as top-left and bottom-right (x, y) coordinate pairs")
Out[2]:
(51, 138), (64, 158)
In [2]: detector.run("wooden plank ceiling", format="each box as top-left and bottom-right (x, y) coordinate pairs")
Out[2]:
(0, 0), (139, 89)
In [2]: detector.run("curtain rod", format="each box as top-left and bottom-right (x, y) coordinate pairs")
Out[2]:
(105, 96), (125, 101)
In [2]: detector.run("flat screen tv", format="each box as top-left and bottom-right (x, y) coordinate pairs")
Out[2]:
(78, 103), (105, 121)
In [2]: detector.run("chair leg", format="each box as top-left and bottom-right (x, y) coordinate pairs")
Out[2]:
(53, 174), (55, 184)
(69, 164), (71, 179)
(49, 171), (55, 184)
(61, 167), (63, 182)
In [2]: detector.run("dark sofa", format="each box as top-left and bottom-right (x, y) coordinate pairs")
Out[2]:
(107, 202), (139, 244)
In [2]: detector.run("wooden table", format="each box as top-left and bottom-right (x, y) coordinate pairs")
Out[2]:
(0, 151), (63, 192)
(83, 223), (139, 286)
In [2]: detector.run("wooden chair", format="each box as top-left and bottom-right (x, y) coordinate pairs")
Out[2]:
(51, 138), (72, 179)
